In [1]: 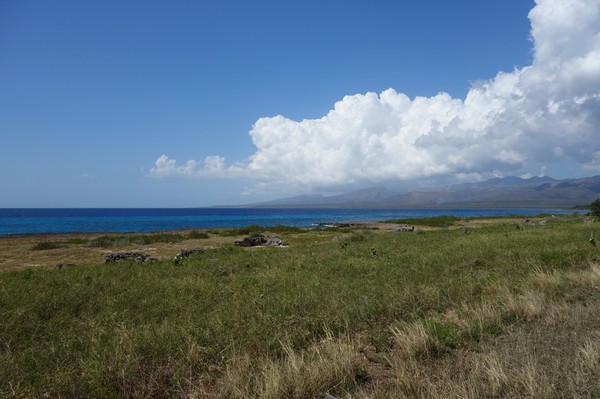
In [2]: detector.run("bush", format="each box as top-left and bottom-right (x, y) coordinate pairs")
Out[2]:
(87, 233), (185, 248)
(590, 198), (600, 218)
(383, 216), (462, 228)
(31, 241), (68, 250)
(187, 230), (210, 239)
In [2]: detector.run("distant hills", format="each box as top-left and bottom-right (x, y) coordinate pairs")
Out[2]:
(244, 176), (600, 208)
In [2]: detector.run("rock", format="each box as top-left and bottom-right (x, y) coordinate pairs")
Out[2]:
(54, 263), (75, 269)
(104, 252), (158, 263)
(395, 224), (415, 232)
(234, 235), (288, 247)
(179, 248), (204, 258)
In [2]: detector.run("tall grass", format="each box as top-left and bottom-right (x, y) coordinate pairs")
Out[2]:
(382, 215), (463, 227)
(30, 241), (69, 250)
(1, 216), (599, 397)
(28, 231), (211, 251)
(219, 333), (367, 399)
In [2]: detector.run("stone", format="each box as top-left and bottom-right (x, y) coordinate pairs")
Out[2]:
(179, 248), (204, 258)
(104, 252), (158, 263)
(395, 224), (415, 232)
(234, 235), (288, 247)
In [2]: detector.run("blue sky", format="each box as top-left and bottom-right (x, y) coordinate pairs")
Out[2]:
(2, 0), (599, 207)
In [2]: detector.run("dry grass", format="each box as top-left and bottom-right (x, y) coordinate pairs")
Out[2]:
(568, 262), (600, 288)
(502, 288), (546, 321)
(2, 217), (599, 398)
(578, 335), (600, 372)
(353, 262), (600, 398)
(216, 333), (367, 399)
(0, 231), (238, 271)
(389, 322), (441, 361)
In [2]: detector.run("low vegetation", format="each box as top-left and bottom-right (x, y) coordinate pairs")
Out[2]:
(590, 197), (600, 218)
(207, 224), (308, 237)
(29, 230), (211, 250)
(2, 215), (599, 397)
(382, 215), (463, 227)
(30, 241), (70, 250)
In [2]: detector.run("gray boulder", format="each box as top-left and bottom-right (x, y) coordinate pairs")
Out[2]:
(396, 224), (415, 232)
(104, 252), (158, 263)
(234, 235), (288, 247)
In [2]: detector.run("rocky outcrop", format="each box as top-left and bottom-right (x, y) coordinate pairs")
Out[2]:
(104, 252), (158, 263)
(234, 235), (288, 247)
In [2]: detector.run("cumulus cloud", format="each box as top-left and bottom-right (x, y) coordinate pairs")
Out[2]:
(151, 0), (600, 192)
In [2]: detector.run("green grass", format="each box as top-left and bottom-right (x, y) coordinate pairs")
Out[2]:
(2, 216), (600, 397)
(30, 241), (69, 250)
(382, 215), (463, 227)
(187, 230), (210, 239)
(382, 214), (559, 228)
(86, 233), (187, 247)
(208, 224), (308, 237)
(29, 231), (212, 251)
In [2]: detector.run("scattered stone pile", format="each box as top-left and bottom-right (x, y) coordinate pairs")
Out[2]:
(178, 248), (205, 258)
(104, 252), (158, 263)
(234, 235), (288, 247)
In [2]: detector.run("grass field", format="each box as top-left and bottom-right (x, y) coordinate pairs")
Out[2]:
(1, 215), (599, 398)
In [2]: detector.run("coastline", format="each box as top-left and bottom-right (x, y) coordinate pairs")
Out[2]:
(3, 216), (599, 397)
(0, 207), (580, 236)
(0, 215), (560, 272)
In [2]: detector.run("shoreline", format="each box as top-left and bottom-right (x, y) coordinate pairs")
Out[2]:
(0, 215), (569, 272)
(0, 222), (417, 271)
(0, 222), (401, 238)
(0, 207), (582, 237)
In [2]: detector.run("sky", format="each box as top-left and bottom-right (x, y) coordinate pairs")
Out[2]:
(1, 0), (599, 207)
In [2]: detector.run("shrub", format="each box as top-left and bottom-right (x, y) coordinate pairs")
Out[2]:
(383, 216), (462, 228)
(87, 233), (185, 247)
(590, 198), (600, 218)
(66, 238), (89, 245)
(30, 241), (68, 250)
(187, 230), (210, 239)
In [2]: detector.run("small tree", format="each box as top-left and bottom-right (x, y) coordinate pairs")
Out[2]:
(590, 198), (600, 218)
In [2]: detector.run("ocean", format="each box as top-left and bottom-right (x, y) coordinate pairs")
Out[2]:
(0, 208), (580, 235)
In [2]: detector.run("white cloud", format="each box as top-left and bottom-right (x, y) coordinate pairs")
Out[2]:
(151, 0), (600, 193)
(150, 154), (244, 178)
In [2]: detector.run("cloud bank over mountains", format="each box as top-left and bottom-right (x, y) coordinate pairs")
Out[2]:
(151, 0), (600, 193)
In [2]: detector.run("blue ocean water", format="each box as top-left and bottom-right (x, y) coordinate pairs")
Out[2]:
(0, 208), (580, 235)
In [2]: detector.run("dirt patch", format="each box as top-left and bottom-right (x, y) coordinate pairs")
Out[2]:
(0, 231), (231, 271)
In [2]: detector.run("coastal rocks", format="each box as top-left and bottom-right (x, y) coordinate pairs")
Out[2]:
(234, 235), (288, 247)
(396, 224), (415, 232)
(104, 252), (158, 263)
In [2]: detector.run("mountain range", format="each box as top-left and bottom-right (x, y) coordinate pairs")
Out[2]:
(245, 175), (600, 208)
